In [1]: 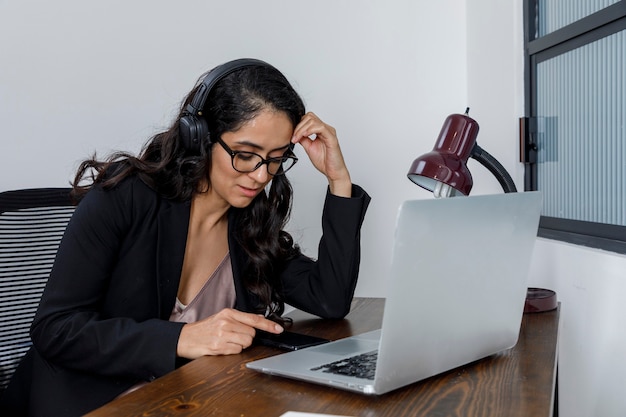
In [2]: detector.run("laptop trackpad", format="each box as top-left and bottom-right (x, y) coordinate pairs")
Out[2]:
(309, 331), (380, 356)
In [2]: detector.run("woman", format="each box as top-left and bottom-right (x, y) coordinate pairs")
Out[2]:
(0, 59), (370, 416)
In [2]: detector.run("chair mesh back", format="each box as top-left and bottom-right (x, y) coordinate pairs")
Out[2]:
(0, 188), (74, 391)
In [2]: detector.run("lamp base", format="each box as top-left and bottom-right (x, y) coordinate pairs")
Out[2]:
(524, 287), (557, 313)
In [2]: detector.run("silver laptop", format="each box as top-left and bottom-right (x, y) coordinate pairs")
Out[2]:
(247, 191), (542, 395)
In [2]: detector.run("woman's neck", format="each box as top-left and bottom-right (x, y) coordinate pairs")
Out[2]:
(190, 189), (229, 231)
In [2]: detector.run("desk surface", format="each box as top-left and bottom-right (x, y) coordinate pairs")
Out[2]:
(87, 298), (559, 417)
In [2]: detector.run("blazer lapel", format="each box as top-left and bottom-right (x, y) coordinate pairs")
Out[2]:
(156, 199), (191, 319)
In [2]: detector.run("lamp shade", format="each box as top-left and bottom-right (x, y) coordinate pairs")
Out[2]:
(407, 112), (480, 197)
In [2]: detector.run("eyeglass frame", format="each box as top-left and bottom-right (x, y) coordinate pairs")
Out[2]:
(215, 137), (298, 176)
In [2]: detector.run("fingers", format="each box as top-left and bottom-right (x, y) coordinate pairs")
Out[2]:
(292, 112), (338, 146)
(291, 112), (352, 197)
(227, 309), (284, 335)
(176, 309), (284, 359)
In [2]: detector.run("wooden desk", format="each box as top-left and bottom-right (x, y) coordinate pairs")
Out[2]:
(87, 298), (559, 417)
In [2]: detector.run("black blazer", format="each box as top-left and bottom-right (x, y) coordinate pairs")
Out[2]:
(1, 175), (370, 416)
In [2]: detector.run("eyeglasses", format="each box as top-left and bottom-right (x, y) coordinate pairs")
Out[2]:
(216, 138), (298, 176)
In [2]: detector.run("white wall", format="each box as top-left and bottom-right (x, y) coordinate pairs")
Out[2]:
(2, 1), (624, 416)
(466, 1), (626, 416)
(530, 240), (626, 417)
(0, 0), (467, 297)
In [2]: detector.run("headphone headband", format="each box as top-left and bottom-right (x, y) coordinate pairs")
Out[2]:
(180, 58), (276, 153)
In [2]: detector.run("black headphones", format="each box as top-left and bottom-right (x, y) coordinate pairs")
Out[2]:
(179, 58), (276, 154)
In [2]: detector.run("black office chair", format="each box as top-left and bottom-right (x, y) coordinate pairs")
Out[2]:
(0, 188), (75, 392)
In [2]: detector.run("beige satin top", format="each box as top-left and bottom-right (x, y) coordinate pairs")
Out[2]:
(169, 252), (236, 323)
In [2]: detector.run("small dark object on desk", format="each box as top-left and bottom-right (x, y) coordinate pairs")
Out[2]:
(255, 330), (330, 351)
(525, 287), (557, 313)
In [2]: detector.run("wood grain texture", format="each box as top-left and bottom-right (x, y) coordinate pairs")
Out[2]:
(86, 298), (559, 417)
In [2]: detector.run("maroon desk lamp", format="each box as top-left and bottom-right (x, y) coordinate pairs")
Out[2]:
(406, 108), (556, 313)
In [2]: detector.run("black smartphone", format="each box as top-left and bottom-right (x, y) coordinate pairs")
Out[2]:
(255, 330), (330, 351)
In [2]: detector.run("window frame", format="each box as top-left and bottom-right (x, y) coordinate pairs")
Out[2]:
(522, 0), (626, 254)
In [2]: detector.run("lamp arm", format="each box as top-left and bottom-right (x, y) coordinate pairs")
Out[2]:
(470, 144), (518, 193)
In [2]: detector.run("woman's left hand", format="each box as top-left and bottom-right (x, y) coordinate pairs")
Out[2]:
(291, 112), (352, 197)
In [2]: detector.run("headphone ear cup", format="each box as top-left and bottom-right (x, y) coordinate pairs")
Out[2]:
(179, 114), (209, 154)
(180, 59), (274, 154)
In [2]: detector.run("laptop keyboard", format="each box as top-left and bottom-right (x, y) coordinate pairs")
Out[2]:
(310, 350), (378, 380)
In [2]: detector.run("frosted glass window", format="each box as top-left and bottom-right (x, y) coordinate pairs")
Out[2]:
(535, 30), (625, 226)
(538, 0), (621, 35)
(526, 0), (626, 252)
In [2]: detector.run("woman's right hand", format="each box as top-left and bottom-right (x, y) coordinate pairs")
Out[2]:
(176, 308), (284, 359)
(291, 112), (352, 198)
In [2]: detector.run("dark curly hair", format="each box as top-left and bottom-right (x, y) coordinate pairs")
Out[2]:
(71, 61), (306, 321)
